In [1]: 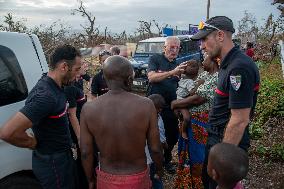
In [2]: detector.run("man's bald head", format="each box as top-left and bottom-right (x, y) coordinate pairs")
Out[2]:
(103, 55), (134, 85)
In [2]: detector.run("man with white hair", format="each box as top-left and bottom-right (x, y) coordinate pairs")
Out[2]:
(147, 36), (187, 174)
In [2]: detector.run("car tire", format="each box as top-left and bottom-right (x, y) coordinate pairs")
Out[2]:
(0, 171), (41, 189)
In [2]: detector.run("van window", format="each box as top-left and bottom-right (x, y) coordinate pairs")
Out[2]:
(136, 42), (164, 54)
(179, 41), (189, 55)
(0, 45), (28, 107)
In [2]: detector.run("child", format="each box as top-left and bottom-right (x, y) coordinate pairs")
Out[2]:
(175, 59), (203, 139)
(146, 94), (168, 189)
(207, 143), (249, 189)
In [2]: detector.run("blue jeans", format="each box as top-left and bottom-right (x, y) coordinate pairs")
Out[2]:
(150, 163), (163, 189)
(32, 150), (78, 189)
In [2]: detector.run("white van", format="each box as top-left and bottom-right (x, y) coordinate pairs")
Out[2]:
(0, 31), (48, 188)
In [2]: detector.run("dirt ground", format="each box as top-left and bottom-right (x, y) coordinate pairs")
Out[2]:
(161, 117), (284, 189)
(245, 117), (284, 189)
(86, 85), (284, 189)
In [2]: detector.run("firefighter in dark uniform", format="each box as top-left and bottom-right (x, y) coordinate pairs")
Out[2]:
(147, 36), (187, 173)
(0, 45), (82, 189)
(65, 73), (88, 188)
(191, 16), (260, 189)
(91, 50), (111, 100)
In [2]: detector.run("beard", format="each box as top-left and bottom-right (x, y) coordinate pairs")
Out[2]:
(209, 43), (222, 59)
(62, 72), (75, 86)
(207, 49), (219, 60)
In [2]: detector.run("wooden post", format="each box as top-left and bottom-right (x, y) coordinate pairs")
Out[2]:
(207, 0), (211, 20)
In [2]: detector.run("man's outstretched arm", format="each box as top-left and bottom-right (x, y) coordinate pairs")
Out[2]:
(148, 62), (187, 83)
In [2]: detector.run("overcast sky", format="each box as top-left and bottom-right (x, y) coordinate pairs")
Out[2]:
(0, 0), (281, 34)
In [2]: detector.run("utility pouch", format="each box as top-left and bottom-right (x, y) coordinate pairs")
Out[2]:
(71, 143), (78, 160)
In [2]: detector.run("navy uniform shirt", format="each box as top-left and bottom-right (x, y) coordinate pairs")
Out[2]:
(74, 73), (91, 91)
(91, 70), (109, 96)
(147, 53), (179, 106)
(208, 46), (260, 149)
(64, 84), (86, 121)
(20, 75), (72, 154)
(64, 84), (86, 143)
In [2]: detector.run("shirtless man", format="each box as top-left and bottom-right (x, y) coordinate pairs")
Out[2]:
(80, 55), (163, 189)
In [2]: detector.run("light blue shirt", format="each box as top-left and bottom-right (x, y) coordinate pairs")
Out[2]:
(145, 113), (166, 164)
(157, 114), (166, 143)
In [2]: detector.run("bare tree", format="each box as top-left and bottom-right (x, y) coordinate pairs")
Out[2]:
(272, 0), (284, 17)
(236, 9), (284, 62)
(136, 20), (153, 39)
(104, 26), (108, 43)
(31, 20), (76, 58)
(236, 11), (259, 45)
(256, 13), (284, 61)
(152, 20), (168, 36)
(0, 13), (81, 58)
(72, 0), (99, 47)
(135, 20), (167, 40)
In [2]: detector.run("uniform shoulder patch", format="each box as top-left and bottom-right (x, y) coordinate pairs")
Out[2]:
(230, 75), (242, 91)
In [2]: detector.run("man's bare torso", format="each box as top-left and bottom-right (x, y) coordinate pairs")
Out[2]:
(83, 91), (156, 174)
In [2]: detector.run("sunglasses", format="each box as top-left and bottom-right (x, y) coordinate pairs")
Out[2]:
(198, 21), (220, 31)
(165, 46), (181, 52)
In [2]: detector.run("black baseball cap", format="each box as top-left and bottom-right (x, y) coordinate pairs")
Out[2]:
(99, 50), (111, 57)
(191, 16), (235, 41)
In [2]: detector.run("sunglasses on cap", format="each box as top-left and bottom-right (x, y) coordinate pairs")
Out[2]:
(198, 21), (220, 31)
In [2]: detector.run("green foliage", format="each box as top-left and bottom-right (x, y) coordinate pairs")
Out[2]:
(249, 122), (264, 140)
(256, 144), (284, 161)
(250, 61), (284, 139)
(256, 144), (269, 156)
(271, 144), (284, 160)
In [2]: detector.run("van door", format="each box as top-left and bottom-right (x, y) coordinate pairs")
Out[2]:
(0, 45), (32, 179)
(0, 32), (47, 181)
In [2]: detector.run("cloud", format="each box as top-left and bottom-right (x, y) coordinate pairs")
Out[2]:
(0, 0), (280, 34)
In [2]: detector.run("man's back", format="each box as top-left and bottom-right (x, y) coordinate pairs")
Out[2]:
(81, 56), (162, 188)
(83, 91), (158, 174)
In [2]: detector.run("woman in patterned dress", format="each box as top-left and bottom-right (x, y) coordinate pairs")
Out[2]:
(171, 54), (219, 189)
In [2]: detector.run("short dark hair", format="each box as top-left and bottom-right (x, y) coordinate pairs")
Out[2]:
(110, 46), (120, 55)
(187, 59), (199, 67)
(49, 44), (81, 70)
(148, 94), (165, 110)
(209, 143), (249, 186)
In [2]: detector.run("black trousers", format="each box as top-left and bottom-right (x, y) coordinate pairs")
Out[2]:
(202, 141), (218, 189)
(32, 150), (78, 189)
(69, 125), (89, 189)
(161, 107), (179, 164)
(202, 128), (250, 189)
